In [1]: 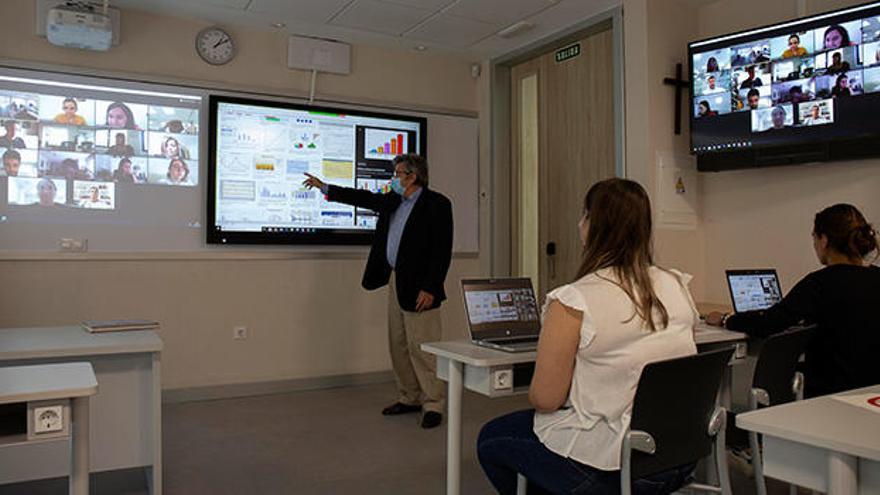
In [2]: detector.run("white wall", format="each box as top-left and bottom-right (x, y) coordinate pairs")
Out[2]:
(0, 0), (484, 391)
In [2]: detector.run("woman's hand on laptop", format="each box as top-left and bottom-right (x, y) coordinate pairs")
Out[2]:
(705, 311), (727, 327)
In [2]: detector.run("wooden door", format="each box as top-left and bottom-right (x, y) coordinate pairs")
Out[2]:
(511, 28), (616, 297)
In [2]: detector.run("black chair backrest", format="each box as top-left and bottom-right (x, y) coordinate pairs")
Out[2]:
(752, 325), (816, 406)
(629, 347), (734, 479)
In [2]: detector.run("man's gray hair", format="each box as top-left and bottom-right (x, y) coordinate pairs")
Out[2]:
(393, 153), (428, 187)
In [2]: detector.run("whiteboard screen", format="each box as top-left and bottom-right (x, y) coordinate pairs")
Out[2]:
(208, 95), (426, 245)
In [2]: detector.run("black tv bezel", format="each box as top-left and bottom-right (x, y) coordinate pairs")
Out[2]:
(206, 94), (428, 246)
(687, 0), (880, 171)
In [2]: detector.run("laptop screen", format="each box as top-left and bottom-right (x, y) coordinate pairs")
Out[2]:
(461, 278), (540, 340)
(726, 269), (783, 313)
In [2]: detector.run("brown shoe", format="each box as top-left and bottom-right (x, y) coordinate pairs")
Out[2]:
(382, 402), (422, 415)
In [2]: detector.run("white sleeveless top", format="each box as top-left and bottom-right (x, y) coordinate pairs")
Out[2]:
(533, 266), (698, 471)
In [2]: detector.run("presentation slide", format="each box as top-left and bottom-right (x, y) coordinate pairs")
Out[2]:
(0, 71), (201, 232)
(209, 97), (424, 244)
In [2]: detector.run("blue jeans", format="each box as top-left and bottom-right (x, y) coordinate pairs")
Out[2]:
(477, 410), (695, 494)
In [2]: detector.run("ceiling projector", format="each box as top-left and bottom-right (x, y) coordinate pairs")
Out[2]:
(47, 4), (113, 51)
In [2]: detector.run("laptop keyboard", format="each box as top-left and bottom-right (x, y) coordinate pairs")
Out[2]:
(492, 337), (538, 346)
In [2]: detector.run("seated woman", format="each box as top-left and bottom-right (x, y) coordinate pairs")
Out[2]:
(477, 178), (699, 494)
(707, 204), (880, 398)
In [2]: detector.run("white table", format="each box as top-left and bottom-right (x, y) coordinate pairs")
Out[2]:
(737, 384), (880, 495)
(423, 327), (748, 495)
(0, 362), (98, 495)
(0, 326), (163, 494)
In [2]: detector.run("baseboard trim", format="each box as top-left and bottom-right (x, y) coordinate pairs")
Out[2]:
(162, 370), (395, 404)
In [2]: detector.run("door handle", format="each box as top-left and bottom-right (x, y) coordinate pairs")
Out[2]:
(546, 242), (556, 279)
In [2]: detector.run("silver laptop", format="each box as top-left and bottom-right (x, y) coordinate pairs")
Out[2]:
(461, 278), (541, 353)
(725, 269), (783, 313)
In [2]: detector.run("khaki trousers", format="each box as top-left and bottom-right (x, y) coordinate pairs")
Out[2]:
(387, 277), (446, 414)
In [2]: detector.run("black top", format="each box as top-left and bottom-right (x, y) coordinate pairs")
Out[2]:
(726, 264), (880, 397)
(327, 185), (453, 312)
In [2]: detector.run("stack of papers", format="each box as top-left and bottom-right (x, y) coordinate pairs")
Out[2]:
(81, 319), (160, 333)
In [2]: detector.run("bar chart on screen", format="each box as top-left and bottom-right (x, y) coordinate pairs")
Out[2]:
(364, 128), (407, 160)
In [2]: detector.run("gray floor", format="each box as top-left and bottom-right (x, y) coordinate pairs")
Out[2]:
(0, 381), (803, 494)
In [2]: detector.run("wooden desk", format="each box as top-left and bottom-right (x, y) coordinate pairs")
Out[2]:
(737, 385), (880, 495)
(0, 326), (163, 494)
(0, 363), (98, 495)
(423, 328), (748, 495)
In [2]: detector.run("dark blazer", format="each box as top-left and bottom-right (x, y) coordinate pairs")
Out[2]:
(327, 185), (453, 312)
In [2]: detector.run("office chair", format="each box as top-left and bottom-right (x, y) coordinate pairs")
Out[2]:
(741, 325), (817, 495)
(621, 347), (735, 495)
(516, 348), (735, 495)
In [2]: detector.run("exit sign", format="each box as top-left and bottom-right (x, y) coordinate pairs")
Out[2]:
(555, 43), (580, 63)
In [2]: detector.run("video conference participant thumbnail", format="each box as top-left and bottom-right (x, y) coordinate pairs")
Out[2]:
(735, 63), (770, 89)
(1, 149), (38, 177)
(772, 79), (816, 105)
(864, 66), (880, 92)
(816, 71), (864, 98)
(7, 176), (67, 206)
(799, 99), (835, 126)
(692, 48), (731, 77)
(752, 104), (794, 132)
(771, 31), (815, 59)
(731, 40), (770, 67)
(816, 22), (862, 51)
(73, 180), (114, 209)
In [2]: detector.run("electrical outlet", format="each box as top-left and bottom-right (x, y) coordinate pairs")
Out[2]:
(233, 326), (248, 340)
(492, 369), (512, 390)
(59, 238), (88, 252)
(33, 405), (64, 434)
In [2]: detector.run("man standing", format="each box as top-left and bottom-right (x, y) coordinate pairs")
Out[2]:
(303, 153), (453, 429)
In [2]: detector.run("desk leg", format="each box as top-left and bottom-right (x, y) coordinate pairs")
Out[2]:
(827, 451), (857, 495)
(150, 352), (163, 495)
(446, 360), (463, 495)
(70, 396), (89, 495)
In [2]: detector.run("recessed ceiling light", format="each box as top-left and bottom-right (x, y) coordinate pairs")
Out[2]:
(414, 45), (427, 51)
(497, 21), (535, 39)
(270, 22), (286, 29)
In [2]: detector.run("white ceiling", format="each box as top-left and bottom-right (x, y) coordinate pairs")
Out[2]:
(107, 0), (631, 59)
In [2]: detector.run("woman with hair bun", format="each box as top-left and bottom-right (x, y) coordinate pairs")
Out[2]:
(708, 203), (880, 397)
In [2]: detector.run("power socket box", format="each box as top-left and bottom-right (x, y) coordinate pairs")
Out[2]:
(27, 399), (70, 441)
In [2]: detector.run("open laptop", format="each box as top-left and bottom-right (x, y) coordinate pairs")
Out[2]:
(461, 278), (541, 353)
(725, 269), (783, 313)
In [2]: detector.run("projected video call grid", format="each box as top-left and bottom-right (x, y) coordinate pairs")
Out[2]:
(214, 102), (419, 233)
(0, 86), (200, 211)
(691, 11), (880, 152)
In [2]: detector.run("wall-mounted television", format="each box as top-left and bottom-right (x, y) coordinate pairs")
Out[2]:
(689, 1), (880, 171)
(207, 95), (426, 245)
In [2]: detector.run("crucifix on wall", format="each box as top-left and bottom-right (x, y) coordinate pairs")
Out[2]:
(663, 63), (690, 135)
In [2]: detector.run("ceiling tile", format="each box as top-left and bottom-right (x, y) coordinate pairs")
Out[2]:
(187, 0), (251, 9)
(406, 14), (498, 49)
(466, 0), (618, 55)
(377, 0), (455, 9)
(330, 0), (434, 36)
(247, 0), (353, 23)
(445, 0), (554, 26)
